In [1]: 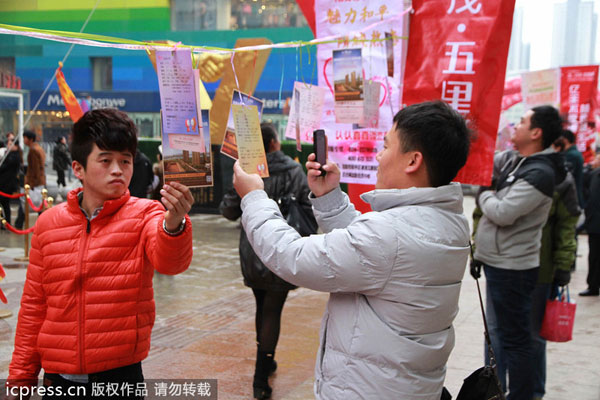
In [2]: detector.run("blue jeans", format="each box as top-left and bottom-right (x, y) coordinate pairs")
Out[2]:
(485, 280), (507, 392)
(484, 264), (539, 400)
(531, 282), (551, 399)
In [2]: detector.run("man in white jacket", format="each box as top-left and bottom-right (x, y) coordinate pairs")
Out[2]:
(233, 101), (471, 399)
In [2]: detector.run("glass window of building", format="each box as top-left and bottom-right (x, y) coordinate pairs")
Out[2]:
(230, 0), (307, 30)
(171, 0), (218, 31)
(0, 57), (16, 75)
(91, 57), (113, 91)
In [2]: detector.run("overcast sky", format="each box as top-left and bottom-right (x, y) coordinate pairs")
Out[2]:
(517, 0), (600, 70)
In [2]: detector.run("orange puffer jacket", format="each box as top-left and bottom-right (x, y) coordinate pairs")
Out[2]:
(8, 188), (193, 386)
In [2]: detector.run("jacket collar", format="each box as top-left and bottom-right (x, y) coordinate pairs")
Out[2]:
(360, 183), (464, 213)
(67, 187), (131, 220)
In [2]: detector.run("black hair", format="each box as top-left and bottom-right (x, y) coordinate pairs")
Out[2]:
(23, 131), (36, 141)
(71, 109), (137, 168)
(561, 129), (576, 144)
(261, 122), (278, 153)
(530, 106), (563, 149)
(393, 100), (471, 187)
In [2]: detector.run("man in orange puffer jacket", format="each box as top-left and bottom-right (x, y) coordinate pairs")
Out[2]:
(6, 109), (194, 399)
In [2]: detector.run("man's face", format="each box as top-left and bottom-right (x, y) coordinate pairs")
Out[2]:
(375, 125), (414, 190)
(512, 109), (538, 152)
(73, 144), (133, 201)
(23, 136), (32, 147)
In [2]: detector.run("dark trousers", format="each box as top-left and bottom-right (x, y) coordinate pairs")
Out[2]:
(484, 264), (539, 400)
(43, 362), (144, 400)
(0, 196), (11, 226)
(56, 169), (66, 187)
(252, 288), (289, 353)
(531, 282), (551, 398)
(587, 234), (600, 291)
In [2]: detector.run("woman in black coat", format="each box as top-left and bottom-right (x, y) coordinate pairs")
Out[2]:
(0, 132), (23, 228)
(220, 123), (315, 399)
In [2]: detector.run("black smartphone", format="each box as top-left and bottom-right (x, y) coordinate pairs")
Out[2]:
(313, 129), (327, 176)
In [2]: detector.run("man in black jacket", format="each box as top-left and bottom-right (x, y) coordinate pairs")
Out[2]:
(128, 149), (154, 198)
(581, 159), (600, 296)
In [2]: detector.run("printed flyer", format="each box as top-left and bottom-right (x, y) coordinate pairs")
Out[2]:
(221, 90), (264, 160)
(333, 48), (364, 124)
(231, 104), (269, 178)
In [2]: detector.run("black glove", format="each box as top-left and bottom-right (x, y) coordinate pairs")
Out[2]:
(553, 269), (571, 286)
(470, 259), (483, 279)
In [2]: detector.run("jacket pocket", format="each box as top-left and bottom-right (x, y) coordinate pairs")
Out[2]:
(317, 312), (329, 380)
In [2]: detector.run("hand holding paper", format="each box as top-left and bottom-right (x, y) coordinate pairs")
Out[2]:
(233, 161), (264, 199)
(161, 181), (195, 231)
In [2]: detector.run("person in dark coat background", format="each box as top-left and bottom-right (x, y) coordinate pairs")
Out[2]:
(219, 123), (315, 399)
(128, 149), (154, 198)
(580, 157), (600, 296)
(0, 132), (22, 228)
(52, 136), (70, 187)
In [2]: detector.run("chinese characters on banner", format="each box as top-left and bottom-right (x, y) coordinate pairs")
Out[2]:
(560, 65), (599, 163)
(521, 68), (560, 110)
(402, 0), (516, 186)
(500, 77), (522, 111)
(316, 0), (409, 185)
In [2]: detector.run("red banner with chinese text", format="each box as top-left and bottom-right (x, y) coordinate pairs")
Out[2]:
(402, 0), (515, 186)
(560, 65), (599, 164)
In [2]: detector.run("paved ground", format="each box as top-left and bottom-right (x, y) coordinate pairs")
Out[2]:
(0, 195), (599, 399)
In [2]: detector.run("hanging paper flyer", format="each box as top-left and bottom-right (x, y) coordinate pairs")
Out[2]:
(333, 48), (364, 124)
(162, 108), (213, 188)
(360, 80), (381, 129)
(221, 90), (264, 160)
(385, 32), (394, 77)
(231, 104), (269, 178)
(284, 82), (326, 146)
(155, 49), (204, 153)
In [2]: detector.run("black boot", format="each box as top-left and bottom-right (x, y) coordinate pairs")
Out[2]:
(253, 351), (274, 399)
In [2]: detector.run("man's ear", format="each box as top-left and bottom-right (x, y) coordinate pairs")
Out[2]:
(72, 160), (84, 180)
(404, 151), (424, 174)
(531, 127), (543, 142)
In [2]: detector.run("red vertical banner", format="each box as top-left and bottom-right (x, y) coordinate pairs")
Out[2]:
(402, 0), (515, 186)
(560, 65), (599, 164)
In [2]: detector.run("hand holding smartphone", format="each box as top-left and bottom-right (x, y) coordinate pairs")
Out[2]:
(313, 129), (327, 177)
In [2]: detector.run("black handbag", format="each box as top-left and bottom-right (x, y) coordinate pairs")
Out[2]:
(455, 244), (505, 400)
(277, 193), (318, 237)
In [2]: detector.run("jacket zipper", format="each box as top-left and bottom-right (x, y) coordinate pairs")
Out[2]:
(78, 219), (91, 372)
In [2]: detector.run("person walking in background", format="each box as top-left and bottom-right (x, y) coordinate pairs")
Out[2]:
(129, 149), (154, 198)
(472, 105), (564, 400)
(14, 130), (46, 229)
(52, 136), (70, 187)
(0, 132), (23, 229)
(232, 101), (471, 399)
(220, 123), (316, 400)
(580, 156), (600, 297)
(559, 130), (584, 207)
(6, 109), (194, 399)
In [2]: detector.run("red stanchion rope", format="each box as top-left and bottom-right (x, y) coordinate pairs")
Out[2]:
(0, 191), (25, 199)
(26, 196), (47, 213)
(3, 221), (35, 235)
